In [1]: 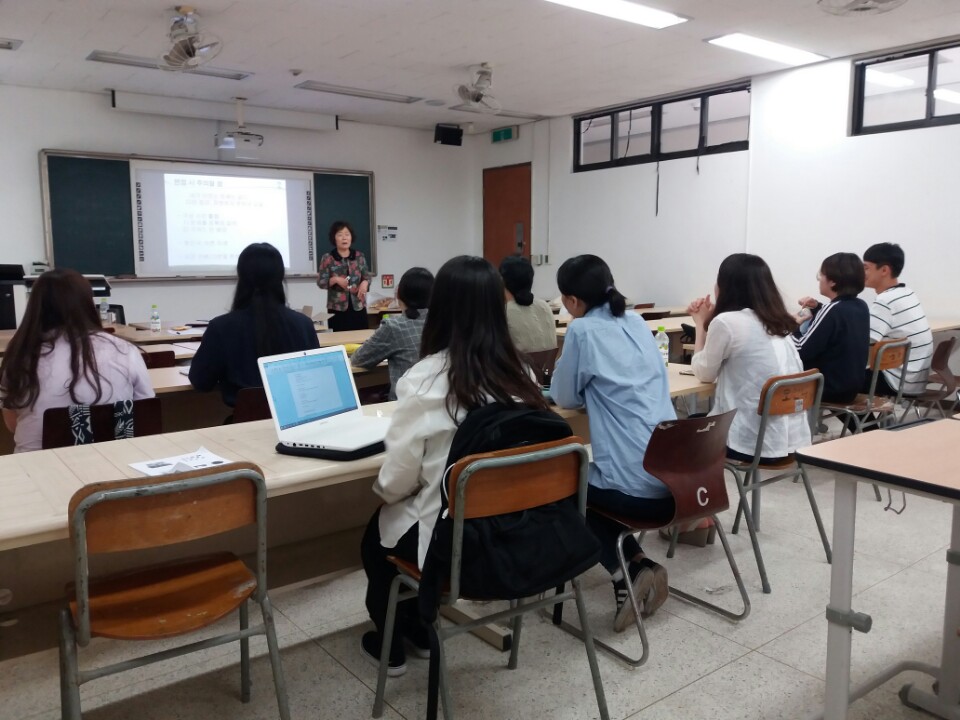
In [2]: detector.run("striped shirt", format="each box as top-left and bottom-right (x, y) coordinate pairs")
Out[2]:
(869, 284), (933, 395)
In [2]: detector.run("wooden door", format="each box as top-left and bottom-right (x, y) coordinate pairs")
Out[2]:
(482, 163), (531, 264)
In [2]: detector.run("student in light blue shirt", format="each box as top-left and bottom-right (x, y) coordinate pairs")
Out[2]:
(550, 254), (676, 632)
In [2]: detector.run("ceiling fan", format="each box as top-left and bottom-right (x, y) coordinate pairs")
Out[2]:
(455, 63), (502, 114)
(158, 5), (222, 72)
(817, 0), (908, 16)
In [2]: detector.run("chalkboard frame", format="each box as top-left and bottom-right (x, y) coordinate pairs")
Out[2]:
(40, 149), (377, 279)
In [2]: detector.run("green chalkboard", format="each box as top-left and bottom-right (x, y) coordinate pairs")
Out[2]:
(313, 173), (374, 271)
(46, 155), (135, 277)
(41, 151), (376, 277)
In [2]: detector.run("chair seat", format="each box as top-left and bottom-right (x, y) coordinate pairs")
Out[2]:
(389, 556), (423, 582)
(589, 506), (670, 532)
(69, 552), (257, 641)
(821, 394), (896, 415)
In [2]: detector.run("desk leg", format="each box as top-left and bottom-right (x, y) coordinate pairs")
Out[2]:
(824, 479), (857, 720)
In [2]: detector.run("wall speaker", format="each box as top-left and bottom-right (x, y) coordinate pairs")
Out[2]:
(434, 123), (463, 146)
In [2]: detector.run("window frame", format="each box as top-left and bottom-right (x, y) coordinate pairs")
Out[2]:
(573, 83), (750, 173)
(853, 41), (960, 136)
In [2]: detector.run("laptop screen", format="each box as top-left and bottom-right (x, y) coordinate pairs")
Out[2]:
(261, 349), (359, 430)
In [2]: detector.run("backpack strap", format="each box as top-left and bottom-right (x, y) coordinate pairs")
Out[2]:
(113, 399), (135, 440)
(68, 404), (93, 445)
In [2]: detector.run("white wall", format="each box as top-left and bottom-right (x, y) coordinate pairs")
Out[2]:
(747, 60), (960, 315)
(0, 84), (475, 323)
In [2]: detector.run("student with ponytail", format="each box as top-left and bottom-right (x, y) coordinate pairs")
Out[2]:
(550, 254), (675, 631)
(499, 256), (557, 353)
(351, 266), (434, 400)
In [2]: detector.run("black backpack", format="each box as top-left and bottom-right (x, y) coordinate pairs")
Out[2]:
(417, 402), (601, 623)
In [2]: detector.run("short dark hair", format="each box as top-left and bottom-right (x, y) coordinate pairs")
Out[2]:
(820, 252), (864, 297)
(328, 220), (354, 247)
(710, 253), (796, 337)
(556, 255), (627, 317)
(499, 256), (535, 306)
(397, 267), (434, 320)
(863, 243), (904, 277)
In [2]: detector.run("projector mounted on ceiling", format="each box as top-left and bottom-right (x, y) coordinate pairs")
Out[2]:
(215, 97), (264, 151)
(817, 0), (908, 15)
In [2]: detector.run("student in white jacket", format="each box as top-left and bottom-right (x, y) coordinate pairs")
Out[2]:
(359, 255), (549, 676)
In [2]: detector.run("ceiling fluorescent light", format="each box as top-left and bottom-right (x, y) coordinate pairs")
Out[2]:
(934, 88), (960, 105)
(295, 81), (421, 104)
(86, 50), (250, 80)
(865, 68), (914, 88)
(544, 0), (686, 29)
(0, 38), (23, 51)
(450, 104), (543, 120)
(708, 33), (826, 66)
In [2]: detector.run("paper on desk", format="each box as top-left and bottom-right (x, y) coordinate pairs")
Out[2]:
(130, 447), (230, 477)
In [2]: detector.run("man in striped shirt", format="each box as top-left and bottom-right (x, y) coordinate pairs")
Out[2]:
(862, 243), (933, 396)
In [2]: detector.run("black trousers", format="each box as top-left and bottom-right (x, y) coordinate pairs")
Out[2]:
(586, 486), (675, 573)
(361, 508), (422, 654)
(329, 305), (369, 331)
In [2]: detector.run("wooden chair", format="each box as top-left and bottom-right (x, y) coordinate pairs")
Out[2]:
(524, 347), (559, 386)
(372, 438), (609, 720)
(633, 303), (655, 310)
(727, 370), (831, 594)
(41, 397), (162, 449)
(640, 310), (670, 321)
(58, 462), (290, 720)
(555, 411), (750, 668)
(820, 338), (911, 436)
(234, 387), (272, 423)
(903, 336), (956, 419)
(140, 349), (176, 369)
(107, 304), (126, 325)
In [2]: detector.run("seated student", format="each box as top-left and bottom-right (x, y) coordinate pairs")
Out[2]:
(499, 256), (557, 354)
(351, 267), (434, 400)
(862, 242), (933, 396)
(360, 256), (548, 675)
(0, 269), (154, 453)
(793, 253), (870, 403)
(688, 253), (810, 462)
(550, 254), (675, 631)
(190, 243), (319, 407)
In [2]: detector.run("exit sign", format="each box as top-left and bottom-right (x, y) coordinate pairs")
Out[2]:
(491, 125), (519, 143)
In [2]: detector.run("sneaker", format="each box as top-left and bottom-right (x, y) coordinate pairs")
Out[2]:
(636, 558), (669, 619)
(360, 631), (407, 677)
(613, 566), (653, 632)
(403, 629), (431, 659)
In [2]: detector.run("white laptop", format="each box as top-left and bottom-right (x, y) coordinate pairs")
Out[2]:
(257, 346), (390, 456)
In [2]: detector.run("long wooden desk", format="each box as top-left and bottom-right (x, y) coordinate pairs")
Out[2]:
(796, 420), (960, 720)
(317, 329), (375, 346)
(556, 315), (693, 338)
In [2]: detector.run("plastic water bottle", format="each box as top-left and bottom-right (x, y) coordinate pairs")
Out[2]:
(99, 299), (109, 324)
(149, 304), (161, 333)
(655, 326), (669, 368)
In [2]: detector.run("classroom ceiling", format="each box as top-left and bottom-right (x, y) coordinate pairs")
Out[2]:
(1, 0), (960, 133)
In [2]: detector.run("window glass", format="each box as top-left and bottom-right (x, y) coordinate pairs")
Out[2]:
(660, 99), (701, 154)
(707, 89), (750, 146)
(934, 47), (960, 118)
(579, 116), (611, 165)
(616, 108), (652, 159)
(861, 55), (928, 127)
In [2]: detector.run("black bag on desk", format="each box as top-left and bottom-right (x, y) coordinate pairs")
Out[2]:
(417, 402), (601, 623)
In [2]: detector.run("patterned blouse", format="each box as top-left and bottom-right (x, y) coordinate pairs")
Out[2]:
(317, 249), (372, 312)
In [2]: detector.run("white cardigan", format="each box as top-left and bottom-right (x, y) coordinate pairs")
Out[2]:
(374, 350), (463, 567)
(692, 309), (810, 458)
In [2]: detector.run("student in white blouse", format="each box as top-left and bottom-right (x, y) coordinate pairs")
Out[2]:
(358, 255), (549, 676)
(688, 254), (809, 462)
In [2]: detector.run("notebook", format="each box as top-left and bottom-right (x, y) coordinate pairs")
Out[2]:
(257, 346), (390, 459)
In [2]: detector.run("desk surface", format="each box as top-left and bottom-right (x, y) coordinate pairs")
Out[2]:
(140, 343), (194, 361)
(317, 329), (375, 346)
(557, 315), (693, 337)
(796, 419), (960, 501)
(112, 323), (205, 344)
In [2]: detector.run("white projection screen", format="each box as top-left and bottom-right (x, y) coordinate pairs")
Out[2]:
(131, 159), (316, 277)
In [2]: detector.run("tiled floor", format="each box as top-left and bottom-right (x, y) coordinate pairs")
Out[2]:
(1, 466), (951, 720)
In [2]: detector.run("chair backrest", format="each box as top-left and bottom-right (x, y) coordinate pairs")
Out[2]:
(67, 462), (267, 644)
(524, 348), (559, 385)
(750, 369), (823, 463)
(643, 411), (736, 526)
(680, 322), (696, 343)
(865, 337), (911, 405)
(640, 310), (670, 321)
(234, 386), (272, 423)
(107, 304), (126, 325)
(447, 436), (587, 520)
(41, 397), (163, 449)
(928, 336), (957, 395)
(140, 350), (175, 369)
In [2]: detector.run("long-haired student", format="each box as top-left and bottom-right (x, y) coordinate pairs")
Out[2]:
(360, 255), (548, 675)
(0, 269), (154, 453)
(550, 254), (676, 631)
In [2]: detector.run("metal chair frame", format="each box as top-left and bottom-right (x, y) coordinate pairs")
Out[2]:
(902, 337), (956, 420)
(727, 370), (832, 594)
(554, 412), (750, 668)
(58, 465), (290, 720)
(372, 440), (609, 720)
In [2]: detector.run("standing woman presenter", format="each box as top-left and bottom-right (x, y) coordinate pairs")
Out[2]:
(317, 220), (372, 331)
